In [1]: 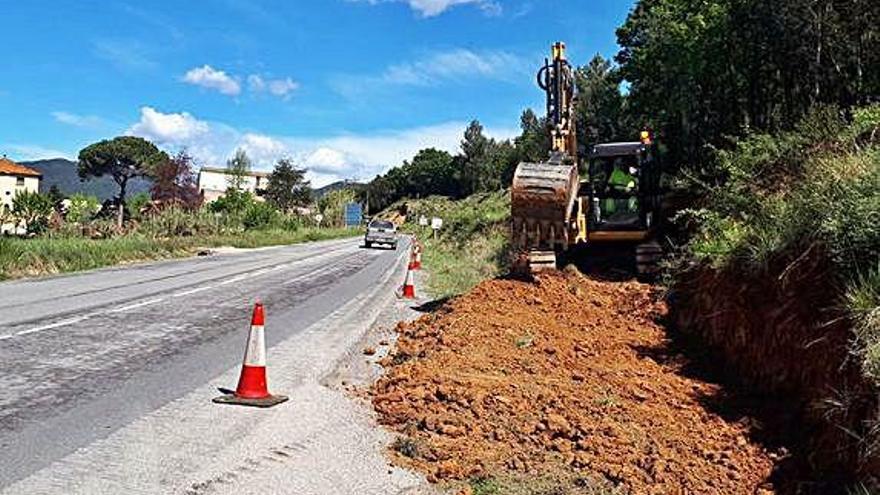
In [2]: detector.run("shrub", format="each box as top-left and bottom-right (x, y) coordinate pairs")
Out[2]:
(209, 189), (255, 215)
(12, 190), (53, 235)
(677, 104), (880, 382)
(66, 194), (101, 224)
(242, 201), (280, 230)
(126, 192), (152, 220)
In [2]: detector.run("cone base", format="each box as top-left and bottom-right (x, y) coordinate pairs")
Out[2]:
(213, 393), (289, 408)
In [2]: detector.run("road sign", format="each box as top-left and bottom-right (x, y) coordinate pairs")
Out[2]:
(431, 217), (443, 239)
(315, 213), (324, 226)
(344, 203), (363, 227)
(419, 215), (428, 226)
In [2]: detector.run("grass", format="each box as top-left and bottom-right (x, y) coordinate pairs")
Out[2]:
(0, 227), (358, 280)
(393, 191), (511, 299)
(677, 104), (880, 382)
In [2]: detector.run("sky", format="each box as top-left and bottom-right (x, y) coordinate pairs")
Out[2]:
(0, 0), (635, 187)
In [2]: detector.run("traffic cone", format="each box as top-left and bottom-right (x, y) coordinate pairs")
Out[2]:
(413, 245), (423, 270)
(402, 264), (416, 299)
(213, 302), (289, 408)
(409, 245), (420, 271)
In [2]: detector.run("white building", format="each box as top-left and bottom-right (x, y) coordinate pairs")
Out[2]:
(0, 156), (42, 234)
(197, 167), (270, 203)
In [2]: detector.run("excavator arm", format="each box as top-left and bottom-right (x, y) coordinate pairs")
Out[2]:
(511, 42), (581, 272)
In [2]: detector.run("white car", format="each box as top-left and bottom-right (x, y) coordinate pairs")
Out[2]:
(364, 220), (398, 249)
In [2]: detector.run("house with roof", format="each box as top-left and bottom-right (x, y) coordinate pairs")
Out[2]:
(197, 166), (270, 203)
(0, 156), (43, 234)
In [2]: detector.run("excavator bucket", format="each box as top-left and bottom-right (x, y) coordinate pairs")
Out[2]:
(510, 160), (579, 261)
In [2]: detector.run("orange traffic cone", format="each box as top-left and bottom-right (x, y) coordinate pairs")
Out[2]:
(409, 246), (420, 271)
(213, 303), (289, 408)
(402, 264), (416, 299)
(413, 245), (423, 270)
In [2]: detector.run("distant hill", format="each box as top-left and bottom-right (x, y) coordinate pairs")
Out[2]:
(21, 159), (152, 200)
(314, 180), (364, 198)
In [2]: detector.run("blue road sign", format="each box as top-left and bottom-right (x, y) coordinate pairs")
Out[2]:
(344, 202), (363, 227)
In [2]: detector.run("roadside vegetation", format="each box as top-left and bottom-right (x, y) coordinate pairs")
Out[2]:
(0, 143), (357, 280)
(392, 191), (510, 299)
(674, 105), (880, 379)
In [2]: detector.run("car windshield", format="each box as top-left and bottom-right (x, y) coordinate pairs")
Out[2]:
(370, 221), (395, 230)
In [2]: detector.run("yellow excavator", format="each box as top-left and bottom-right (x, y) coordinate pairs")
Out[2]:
(511, 42), (663, 275)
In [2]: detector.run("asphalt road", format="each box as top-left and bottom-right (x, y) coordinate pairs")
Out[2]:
(0, 237), (425, 494)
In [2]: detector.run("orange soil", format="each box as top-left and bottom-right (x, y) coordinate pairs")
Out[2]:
(373, 271), (778, 494)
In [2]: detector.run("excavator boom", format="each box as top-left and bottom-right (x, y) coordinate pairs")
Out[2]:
(510, 42), (580, 271)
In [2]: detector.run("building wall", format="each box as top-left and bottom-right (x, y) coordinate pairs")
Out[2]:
(0, 175), (40, 209)
(198, 170), (268, 202)
(1, 175), (40, 234)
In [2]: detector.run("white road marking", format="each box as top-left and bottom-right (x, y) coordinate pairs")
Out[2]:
(109, 298), (164, 314)
(15, 316), (89, 336)
(0, 242), (364, 342)
(172, 286), (213, 298)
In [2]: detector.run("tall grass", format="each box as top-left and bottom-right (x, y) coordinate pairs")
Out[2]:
(678, 104), (880, 381)
(395, 191), (511, 299)
(0, 214), (357, 281)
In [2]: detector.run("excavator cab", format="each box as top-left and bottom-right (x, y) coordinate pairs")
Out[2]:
(585, 138), (660, 235)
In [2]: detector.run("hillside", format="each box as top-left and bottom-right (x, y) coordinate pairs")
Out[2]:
(22, 158), (152, 200)
(314, 180), (364, 198)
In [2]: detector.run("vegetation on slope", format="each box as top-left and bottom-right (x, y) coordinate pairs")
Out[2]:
(394, 191), (510, 299)
(675, 105), (880, 381)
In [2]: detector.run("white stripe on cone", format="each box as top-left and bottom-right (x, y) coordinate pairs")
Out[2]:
(244, 325), (266, 366)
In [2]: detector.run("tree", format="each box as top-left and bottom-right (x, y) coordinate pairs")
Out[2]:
(461, 120), (492, 194)
(151, 150), (202, 210)
(514, 109), (550, 164)
(78, 136), (168, 228)
(226, 149), (251, 190)
(12, 190), (53, 235)
(318, 189), (358, 228)
(265, 158), (312, 211)
(576, 55), (628, 147)
(47, 185), (65, 209)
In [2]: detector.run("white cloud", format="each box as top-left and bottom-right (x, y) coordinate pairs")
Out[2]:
(183, 67), (299, 100)
(1, 144), (72, 161)
(238, 133), (288, 164)
(92, 38), (158, 71)
(52, 111), (105, 129)
(183, 65), (242, 96)
(332, 48), (525, 99)
(386, 49), (521, 85)
(124, 107), (518, 187)
(248, 75), (300, 99)
(128, 107), (210, 143)
(353, 0), (501, 17)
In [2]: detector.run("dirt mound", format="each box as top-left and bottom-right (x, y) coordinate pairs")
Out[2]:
(373, 271), (778, 494)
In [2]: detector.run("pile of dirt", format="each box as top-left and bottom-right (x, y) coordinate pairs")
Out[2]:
(373, 270), (780, 493)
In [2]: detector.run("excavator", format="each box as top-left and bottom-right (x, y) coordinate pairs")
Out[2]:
(511, 42), (663, 275)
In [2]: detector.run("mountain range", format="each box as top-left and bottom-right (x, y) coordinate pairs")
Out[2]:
(20, 158), (363, 201)
(21, 159), (152, 200)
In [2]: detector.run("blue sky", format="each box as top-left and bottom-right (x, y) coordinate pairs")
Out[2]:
(0, 0), (635, 186)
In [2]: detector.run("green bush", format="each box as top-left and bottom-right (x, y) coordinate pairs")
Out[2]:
(678, 104), (880, 381)
(209, 189), (255, 215)
(242, 201), (280, 230)
(66, 194), (101, 223)
(126, 192), (152, 220)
